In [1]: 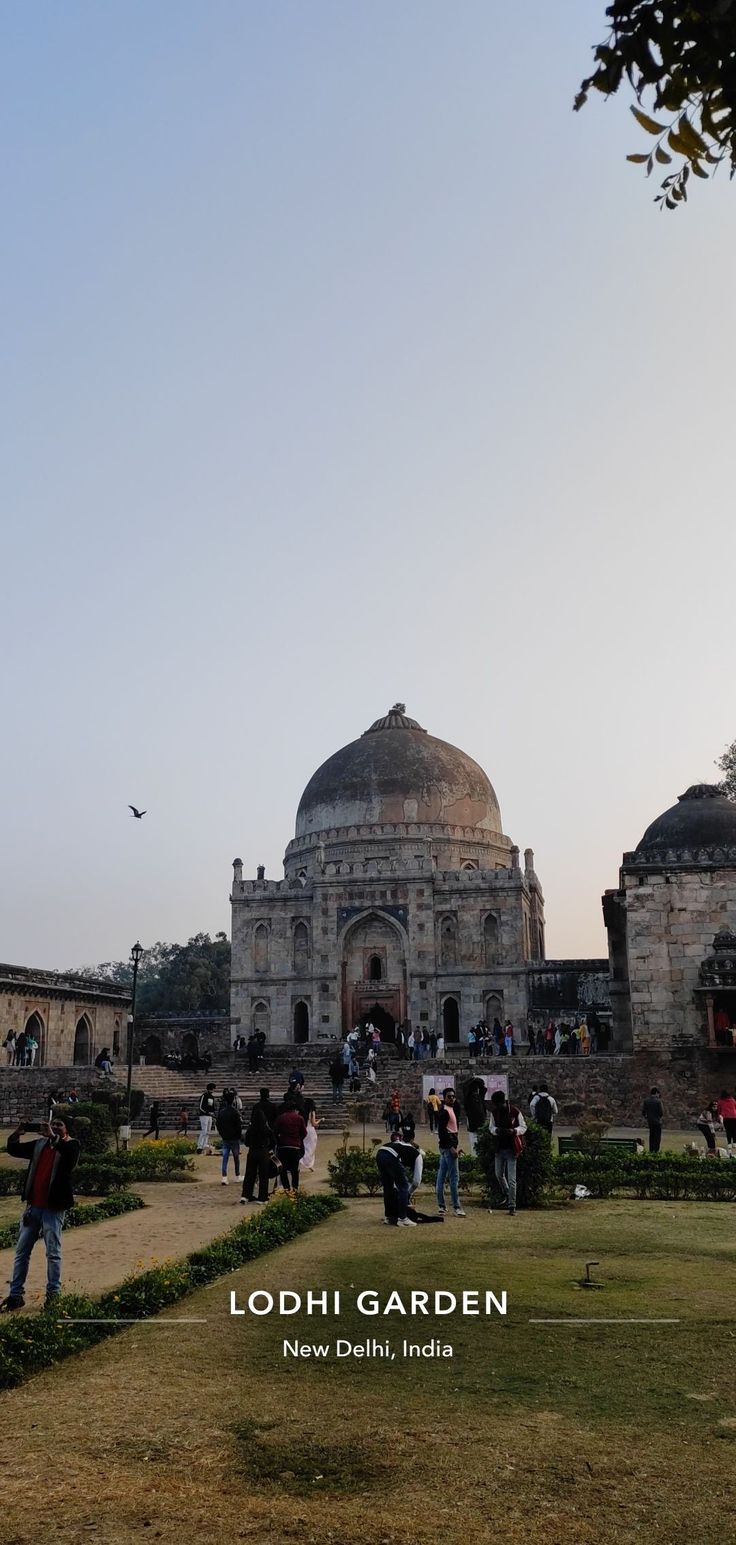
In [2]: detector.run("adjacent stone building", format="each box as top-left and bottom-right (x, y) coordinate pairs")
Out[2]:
(0, 963), (130, 1066)
(230, 705), (547, 1045)
(603, 784), (736, 1054)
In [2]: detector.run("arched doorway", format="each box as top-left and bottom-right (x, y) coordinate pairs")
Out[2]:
(141, 1034), (163, 1065)
(181, 1032), (198, 1058)
(252, 1001), (270, 1037)
(24, 1011), (45, 1065)
(361, 1002), (396, 1040)
(293, 1001), (310, 1044)
(442, 996), (460, 1043)
(73, 1015), (92, 1065)
(485, 994), (503, 1027)
(341, 911), (407, 1039)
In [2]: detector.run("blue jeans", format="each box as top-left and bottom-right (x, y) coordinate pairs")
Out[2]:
(436, 1149), (460, 1210)
(10, 1206), (65, 1300)
(495, 1150), (517, 1208)
(221, 1141), (241, 1177)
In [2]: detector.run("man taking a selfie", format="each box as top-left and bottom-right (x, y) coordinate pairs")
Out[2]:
(1, 1116), (80, 1311)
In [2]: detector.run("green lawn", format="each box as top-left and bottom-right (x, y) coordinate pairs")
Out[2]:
(1, 1193), (735, 1544)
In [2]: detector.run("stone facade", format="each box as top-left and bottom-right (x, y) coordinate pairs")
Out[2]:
(230, 705), (546, 1046)
(0, 964), (130, 1068)
(604, 786), (736, 1055)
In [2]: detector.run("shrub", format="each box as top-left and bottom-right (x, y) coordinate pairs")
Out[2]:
(88, 1087), (145, 1123)
(327, 1144), (377, 1196)
(52, 1102), (113, 1156)
(122, 1142), (195, 1182)
(74, 1160), (130, 1195)
(567, 1108), (613, 1158)
(0, 1192), (343, 1391)
(554, 1151), (736, 1203)
(475, 1121), (553, 1209)
(326, 1141), (483, 1198)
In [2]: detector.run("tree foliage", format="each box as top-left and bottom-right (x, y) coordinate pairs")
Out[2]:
(76, 932), (231, 1014)
(717, 737), (736, 799)
(576, 2), (736, 206)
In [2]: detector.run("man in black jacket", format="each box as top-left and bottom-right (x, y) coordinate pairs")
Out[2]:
(642, 1087), (664, 1152)
(1, 1117), (80, 1310)
(216, 1092), (243, 1185)
(252, 1087), (279, 1129)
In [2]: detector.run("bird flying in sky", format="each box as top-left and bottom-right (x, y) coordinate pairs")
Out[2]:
(128, 805), (147, 819)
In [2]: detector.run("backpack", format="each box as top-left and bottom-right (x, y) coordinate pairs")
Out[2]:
(535, 1095), (553, 1125)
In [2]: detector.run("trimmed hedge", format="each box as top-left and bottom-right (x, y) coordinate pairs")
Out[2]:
(326, 1142), (483, 1197)
(555, 1150), (736, 1201)
(0, 1143), (195, 1200)
(0, 1192), (144, 1251)
(0, 1193), (342, 1390)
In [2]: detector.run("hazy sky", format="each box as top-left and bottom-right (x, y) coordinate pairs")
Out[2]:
(2, 1), (734, 970)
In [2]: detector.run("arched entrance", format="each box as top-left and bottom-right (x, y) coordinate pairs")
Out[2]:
(442, 996), (460, 1043)
(24, 1011), (44, 1065)
(340, 911), (407, 1039)
(293, 1001), (310, 1044)
(141, 1034), (163, 1065)
(361, 1003), (396, 1040)
(181, 1032), (198, 1058)
(73, 1015), (92, 1065)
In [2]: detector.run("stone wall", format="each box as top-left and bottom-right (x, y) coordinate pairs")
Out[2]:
(616, 867), (736, 1052)
(0, 1067), (115, 1124)
(349, 1051), (736, 1129)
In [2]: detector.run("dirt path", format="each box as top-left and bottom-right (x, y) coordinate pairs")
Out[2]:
(0, 1130), (354, 1303)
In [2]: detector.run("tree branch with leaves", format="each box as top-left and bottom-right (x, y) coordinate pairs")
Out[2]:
(576, 1), (736, 207)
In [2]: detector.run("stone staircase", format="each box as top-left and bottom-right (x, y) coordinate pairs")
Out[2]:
(131, 1045), (403, 1131)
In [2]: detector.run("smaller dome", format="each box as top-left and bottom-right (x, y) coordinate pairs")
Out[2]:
(636, 784), (736, 854)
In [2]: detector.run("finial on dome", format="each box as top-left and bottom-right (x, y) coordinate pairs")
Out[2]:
(364, 704), (426, 735)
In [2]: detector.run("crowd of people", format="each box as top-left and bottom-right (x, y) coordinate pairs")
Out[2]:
(376, 1082), (528, 1225)
(643, 1086), (736, 1156)
(3, 1029), (40, 1066)
(191, 1073), (321, 1201)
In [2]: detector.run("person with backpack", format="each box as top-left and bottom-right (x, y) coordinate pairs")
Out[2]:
(240, 1104), (274, 1204)
(216, 1090), (243, 1184)
(274, 1095), (307, 1192)
(530, 1084), (558, 1137)
(489, 1090), (526, 1216)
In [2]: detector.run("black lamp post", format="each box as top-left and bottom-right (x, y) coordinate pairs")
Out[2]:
(124, 941), (144, 1145)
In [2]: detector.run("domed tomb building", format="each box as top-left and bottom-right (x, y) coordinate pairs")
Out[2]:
(230, 705), (546, 1044)
(604, 784), (736, 1053)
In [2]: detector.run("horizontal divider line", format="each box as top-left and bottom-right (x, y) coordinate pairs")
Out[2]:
(528, 1317), (680, 1325)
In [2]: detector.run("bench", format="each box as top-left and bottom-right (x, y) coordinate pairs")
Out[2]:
(557, 1136), (642, 1155)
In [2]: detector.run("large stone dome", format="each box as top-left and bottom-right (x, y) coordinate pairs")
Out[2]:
(636, 784), (736, 856)
(294, 704), (503, 839)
